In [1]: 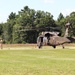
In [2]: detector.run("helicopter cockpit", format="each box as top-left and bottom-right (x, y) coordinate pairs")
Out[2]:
(37, 31), (60, 48)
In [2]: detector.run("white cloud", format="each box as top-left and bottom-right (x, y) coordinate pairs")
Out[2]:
(61, 9), (75, 17)
(44, 0), (54, 4)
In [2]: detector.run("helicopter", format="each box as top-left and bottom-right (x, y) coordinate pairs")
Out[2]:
(37, 22), (75, 49)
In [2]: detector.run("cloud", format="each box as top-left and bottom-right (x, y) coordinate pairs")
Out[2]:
(61, 9), (75, 17)
(44, 0), (54, 4)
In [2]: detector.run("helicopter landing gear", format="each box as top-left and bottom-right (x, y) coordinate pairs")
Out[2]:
(37, 42), (42, 49)
(62, 44), (65, 49)
(53, 45), (56, 48)
(38, 44), (42, 49)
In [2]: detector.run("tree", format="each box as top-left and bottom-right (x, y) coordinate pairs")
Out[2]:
(0, 23), (3, 36)
(57, 13), (64, 22)
(3, 12), (16, 43)
(8, 12), (16, 20)
(70, 12), (75, 17)
(13, 6), (56, 43)
(0, 6), (59, 43)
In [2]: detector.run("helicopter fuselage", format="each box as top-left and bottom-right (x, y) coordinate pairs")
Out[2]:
(37, 32), (71, 49)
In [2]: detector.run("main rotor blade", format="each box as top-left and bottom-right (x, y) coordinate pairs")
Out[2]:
(17, 26), (61, 32)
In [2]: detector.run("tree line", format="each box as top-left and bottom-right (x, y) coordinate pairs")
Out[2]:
(0, 6), (75, 44)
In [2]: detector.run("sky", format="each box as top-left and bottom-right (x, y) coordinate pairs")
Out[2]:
(0, 0), (75, 23)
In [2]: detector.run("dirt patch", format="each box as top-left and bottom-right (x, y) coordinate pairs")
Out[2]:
(2, 44), (37, 47)
(1, 43), (75, 48)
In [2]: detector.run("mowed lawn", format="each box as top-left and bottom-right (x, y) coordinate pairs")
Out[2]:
(0, 46), (75, 75)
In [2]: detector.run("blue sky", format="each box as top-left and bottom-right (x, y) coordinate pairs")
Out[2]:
(0, 0), (75, 23)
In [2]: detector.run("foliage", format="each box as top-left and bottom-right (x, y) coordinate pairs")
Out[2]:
(57, 13), (64, 22)
(0, 23), (3, 36)
(0, 6), (75, 43)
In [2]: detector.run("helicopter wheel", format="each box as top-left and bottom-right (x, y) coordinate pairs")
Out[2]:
(62, 44), (65, 49)
(38, 46), (41, 48)
(53, 45), (56, 48)
(37, 42), (42, 49)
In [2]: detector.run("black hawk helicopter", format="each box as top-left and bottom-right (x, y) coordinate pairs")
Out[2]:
(37, 22), (75, 49)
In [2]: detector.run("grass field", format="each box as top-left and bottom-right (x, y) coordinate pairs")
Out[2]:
(0, 45), (75, 75)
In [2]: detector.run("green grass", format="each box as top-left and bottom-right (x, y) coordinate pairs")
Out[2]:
(0, 46), (75, 75)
